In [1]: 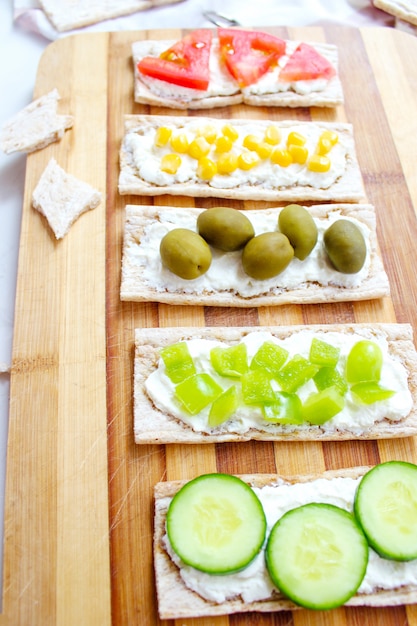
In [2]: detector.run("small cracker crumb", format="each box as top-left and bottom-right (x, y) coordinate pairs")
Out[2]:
(32, 158), (102, 239)
(0, 88), (73, 154)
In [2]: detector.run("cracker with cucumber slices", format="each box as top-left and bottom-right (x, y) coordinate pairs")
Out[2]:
(134, 323), (417, 444)
(121, 204), (389, 306)
(118, 115), (365, 202)
(154, 464), (417, 619)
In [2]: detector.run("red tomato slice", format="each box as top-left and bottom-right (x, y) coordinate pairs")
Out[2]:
(218, 28), (286, 87)
(138, 29), (212, 91)
(280, 43), (336, 82)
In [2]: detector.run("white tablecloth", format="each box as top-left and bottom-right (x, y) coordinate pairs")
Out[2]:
(0, 0), (396, 593)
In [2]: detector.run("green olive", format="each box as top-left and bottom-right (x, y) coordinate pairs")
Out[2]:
(197, 207), (255, 251)
(160, 228), (212, 280)
(278, 204), (318, 260)
(323, 219), (367, 274)
(242, 232), (294, 280)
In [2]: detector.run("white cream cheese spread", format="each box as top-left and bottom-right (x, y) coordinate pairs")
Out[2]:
(123, 120), (347, 191)
(162, 475), (417, 604)
(130, 208), (371, 297)
(145, 329), (412, 435)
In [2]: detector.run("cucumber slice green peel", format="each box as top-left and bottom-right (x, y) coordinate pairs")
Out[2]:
(166, 473), (267, 575)
(354, 461), (417, 561)
(265, 503), (369, 610)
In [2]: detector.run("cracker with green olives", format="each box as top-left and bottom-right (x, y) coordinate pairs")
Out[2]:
(120, 204), (389, 307)
(118, 115), (365, 202)
(134, 323), (417, 445)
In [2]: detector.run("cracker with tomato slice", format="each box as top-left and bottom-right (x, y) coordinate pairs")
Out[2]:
(134, 323), (417, 446)
(154, 466), (417, 619)
(119, 115), (364, 202)
(133, 29), (344, 109)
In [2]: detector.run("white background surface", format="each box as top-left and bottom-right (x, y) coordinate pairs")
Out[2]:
(0, 0), (397, 594)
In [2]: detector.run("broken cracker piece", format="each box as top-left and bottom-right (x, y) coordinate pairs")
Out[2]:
(32, 158), (102, 239)
(0, 89), (73, 154)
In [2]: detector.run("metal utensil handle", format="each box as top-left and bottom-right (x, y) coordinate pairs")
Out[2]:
(203, 10), (240, 27)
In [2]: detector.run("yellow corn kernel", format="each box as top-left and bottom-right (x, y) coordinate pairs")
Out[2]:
(170, 132), (189, 153)
(160, 153), (182, 174)
(308, 154), (331, 172)
(316, 130), (339, 155)
(238, 151), (260, 171)
(271, 148), (293, 167)
(197, 124), (218, 144)
(154, 126), (172, 147)
(316, 137), (333, 155)
(255, 141), (273, 159)
(320, 130), (339, 146)
(188, 136), (211, 160)
(264, 125), (281, 145)
(288, 144), (308, 164)
(197, 156), (217, 180)
(216, 152), (238, 174)
(287, 131), (307, 147)
(215, 135), (233, 153)
(243, 134), (260, 152)
(222, 124), (239, 143)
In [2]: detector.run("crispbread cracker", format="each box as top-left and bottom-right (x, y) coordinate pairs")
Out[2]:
(374, 0), (417, 26)
(154, 466), (417, 619)
(0, 89), (73, 155)
(119, 115), (365, 202)
(121, 204), (389, 306)
(38, 0), (183, 32)
(32, 158), (102, 239)
(134, 323), (417, 444)
(133, 39), (343, 109)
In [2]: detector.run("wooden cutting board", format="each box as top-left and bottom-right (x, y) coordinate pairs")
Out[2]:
(3, 25), (417, 626)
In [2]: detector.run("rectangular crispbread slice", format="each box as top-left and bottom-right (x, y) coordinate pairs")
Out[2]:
(154, 466), (417, 619)
(134, 323), (417, 444)
(374, 0), (417, 26)
(118, 115), (365, 202)
(121, 204), (389, 307)
(38, 0), (183, 32)
(133, 38), (344, 109)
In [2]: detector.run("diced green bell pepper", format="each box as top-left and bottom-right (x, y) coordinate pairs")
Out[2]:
(314, 366), (348, 395)
(175, 373), (223, 415)
(309, 338), (340, 367)
(208, 385), (239, 427)
(241, 370), (276, 405)
(350, 382), (395, 404)
(210, 342), (248, 378)
(160, 341), (196, 383)
(302, 386), (345, 425)
(262, 392), (303, 424)
(276, 355), (320, 393)
(250, 341), (289, 376)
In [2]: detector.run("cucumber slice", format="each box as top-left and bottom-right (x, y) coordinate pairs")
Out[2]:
(266, 503), (368, 609)
(166, 473), (266, 574)
(354, 461), (417, 561)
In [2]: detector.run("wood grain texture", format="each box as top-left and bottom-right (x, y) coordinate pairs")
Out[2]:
(3, 25), (417, 625)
